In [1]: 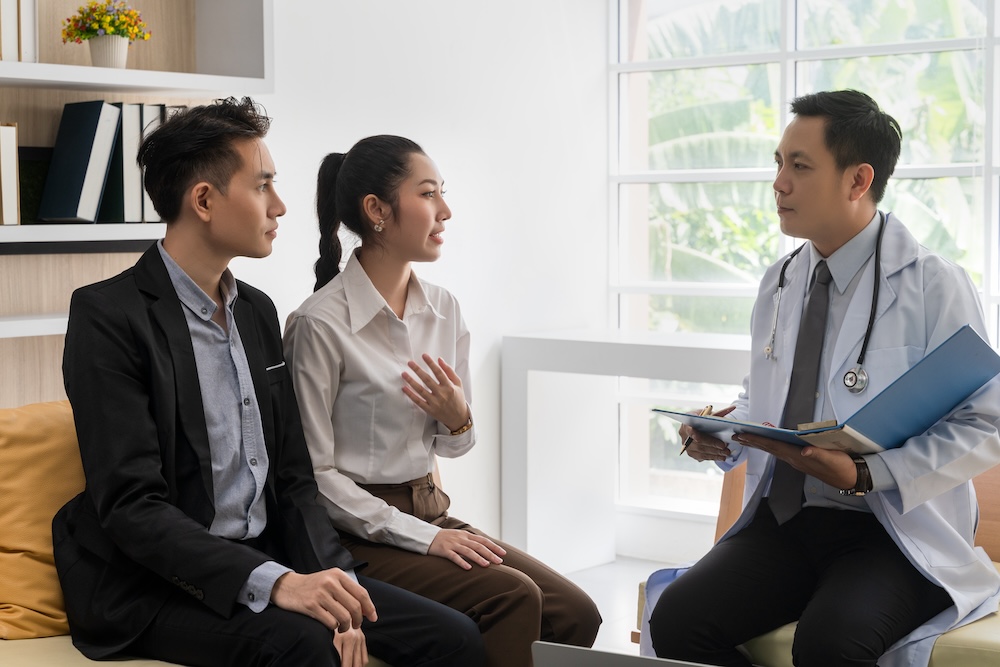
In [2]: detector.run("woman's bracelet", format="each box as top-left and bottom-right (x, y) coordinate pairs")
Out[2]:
(449, 416), (473, 436)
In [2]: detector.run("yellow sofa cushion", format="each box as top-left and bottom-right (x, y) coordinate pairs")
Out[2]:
(0, 401), (82, 639)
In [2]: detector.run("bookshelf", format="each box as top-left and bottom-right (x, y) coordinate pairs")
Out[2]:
(0, 0), (274, 406)
(0, 223), (165, 254)
(0, 60), (273, 95)
(0, 0), (273, 95)
(0, 0), (274, 250)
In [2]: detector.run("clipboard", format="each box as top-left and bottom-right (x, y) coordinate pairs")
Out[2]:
(655, 325), (1000, 455)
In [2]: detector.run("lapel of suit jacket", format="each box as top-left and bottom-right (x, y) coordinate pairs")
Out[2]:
(233, 291), (277, 473)
(134, 246), (215, 500)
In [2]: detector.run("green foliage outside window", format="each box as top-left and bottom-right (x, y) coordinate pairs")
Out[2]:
(634, 0), (986, 336)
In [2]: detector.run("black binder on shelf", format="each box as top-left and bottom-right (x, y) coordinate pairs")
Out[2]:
(38, 101), (121, 222)
(98, 102), (143, 223)
(17, 146), (51, 224)
(655, 325), (1000, 455)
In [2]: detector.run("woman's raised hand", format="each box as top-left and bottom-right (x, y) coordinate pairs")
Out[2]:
(401, 354), (470, 432)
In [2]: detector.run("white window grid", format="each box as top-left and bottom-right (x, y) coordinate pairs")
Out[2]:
(607, 0), (1000, 341)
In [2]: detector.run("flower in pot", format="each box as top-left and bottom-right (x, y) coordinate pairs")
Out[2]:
(62, 1), (151, 68)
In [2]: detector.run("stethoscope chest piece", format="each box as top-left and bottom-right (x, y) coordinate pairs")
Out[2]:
(843, 367), (868, 394)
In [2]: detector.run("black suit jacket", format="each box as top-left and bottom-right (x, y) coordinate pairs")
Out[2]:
(53, 246), (361, 658)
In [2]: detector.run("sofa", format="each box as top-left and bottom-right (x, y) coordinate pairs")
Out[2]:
(0, 400), (389, 667)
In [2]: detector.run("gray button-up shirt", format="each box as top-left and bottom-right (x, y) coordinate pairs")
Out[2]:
(158, 242), (289, 611)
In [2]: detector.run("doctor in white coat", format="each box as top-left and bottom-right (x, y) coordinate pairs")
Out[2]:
(647, 90), (1000, 667)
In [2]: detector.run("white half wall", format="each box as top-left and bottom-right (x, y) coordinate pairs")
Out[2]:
(229, 1), (610, 538)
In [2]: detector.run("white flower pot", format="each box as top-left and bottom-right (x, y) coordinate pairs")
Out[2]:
(88, 35), (129, 69)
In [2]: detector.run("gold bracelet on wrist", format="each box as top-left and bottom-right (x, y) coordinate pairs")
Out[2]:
(450, 416), (473, 436)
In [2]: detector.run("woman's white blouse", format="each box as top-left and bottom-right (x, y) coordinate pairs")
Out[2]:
(283, 252), (475, 554)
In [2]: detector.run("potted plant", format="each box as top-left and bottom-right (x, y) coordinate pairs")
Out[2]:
(61, 1), (151, 69)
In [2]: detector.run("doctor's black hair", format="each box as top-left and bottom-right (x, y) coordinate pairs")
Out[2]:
(790, 90), (901, 203)
(137, 96), (271, 223)
(313, 135), (425, 292)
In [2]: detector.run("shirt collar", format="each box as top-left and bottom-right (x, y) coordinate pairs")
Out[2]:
(157, 240), (238, 321)
(807, 210), (881, 294)
(341, 250), (443, 334)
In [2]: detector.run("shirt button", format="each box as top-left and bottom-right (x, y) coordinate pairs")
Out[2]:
(808, 486), (818, 494)
(201, 307), (208, 315)
(248, 592), (255, 602)
(250, 458), (258, 466)
(243, 397), (250, 406)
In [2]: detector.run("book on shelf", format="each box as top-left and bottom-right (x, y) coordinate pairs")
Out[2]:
(17, 146), (51, 224)
(140, 103), (164, 222)
(98, 102), (144, 223)
(38, 101), (121, 223)
(655, 325), (1000, 456)
(17, 0), (36, 63)
(0, 123), (19, 225)
(0, 0), (18, 61)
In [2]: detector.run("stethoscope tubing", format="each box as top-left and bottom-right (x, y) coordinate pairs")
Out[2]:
(765, 212), (887, 394)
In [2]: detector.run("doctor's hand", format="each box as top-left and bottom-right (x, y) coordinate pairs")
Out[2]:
(680, 405), (736, 462)
(402, 354), (470, 433)
(732, 433), (858, 489)
(429, 528), (506, 570)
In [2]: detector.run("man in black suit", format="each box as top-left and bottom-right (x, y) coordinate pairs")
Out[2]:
(52, 97), (485, 667)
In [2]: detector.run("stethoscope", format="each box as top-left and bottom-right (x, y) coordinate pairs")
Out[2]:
(764, 212), (887, 395)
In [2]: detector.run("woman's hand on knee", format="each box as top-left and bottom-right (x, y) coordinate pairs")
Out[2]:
(429, 529), (506, 570)
(333, 627), (369, 667)
(271, 570), (377, 632)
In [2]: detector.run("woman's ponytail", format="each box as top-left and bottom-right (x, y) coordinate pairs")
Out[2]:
(314, 153), (346, 291)
(313, 136), (425, 291)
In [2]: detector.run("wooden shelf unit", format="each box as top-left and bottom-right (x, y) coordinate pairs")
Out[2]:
(0, 0), (274, 406)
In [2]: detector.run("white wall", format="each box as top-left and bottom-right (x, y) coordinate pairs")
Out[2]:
(229, 1), (610, 537)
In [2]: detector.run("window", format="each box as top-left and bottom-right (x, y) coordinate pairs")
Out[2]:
(613, 0), (996, 511)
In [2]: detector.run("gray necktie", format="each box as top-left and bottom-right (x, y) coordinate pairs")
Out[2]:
(769, 260), (832, 524)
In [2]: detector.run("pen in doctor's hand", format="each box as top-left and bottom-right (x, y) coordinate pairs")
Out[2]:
(679, 405), (713, 456)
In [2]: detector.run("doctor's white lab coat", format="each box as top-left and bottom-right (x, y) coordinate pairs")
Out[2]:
(721, 213), (1000, 666)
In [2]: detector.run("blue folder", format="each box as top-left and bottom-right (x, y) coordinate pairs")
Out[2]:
(654, 325), (1000, 454)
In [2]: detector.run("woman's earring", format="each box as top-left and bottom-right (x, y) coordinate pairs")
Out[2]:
(374, 219), (384, 232)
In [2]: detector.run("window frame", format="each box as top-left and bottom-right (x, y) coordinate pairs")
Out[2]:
(610, 0), (999, 335)
(609, 0), (1000, 512)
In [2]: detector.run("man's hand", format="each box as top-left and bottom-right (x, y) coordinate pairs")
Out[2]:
(271, 569), (377, 633)
(428, 529), (506, 570)
(333, 626), (369, 667)
(733, 433), (858, 489)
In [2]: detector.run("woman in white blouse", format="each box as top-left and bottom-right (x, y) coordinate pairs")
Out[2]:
(283, 135), (601, 667)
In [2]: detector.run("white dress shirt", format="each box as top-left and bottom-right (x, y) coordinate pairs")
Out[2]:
(284, 251), (476, 554)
